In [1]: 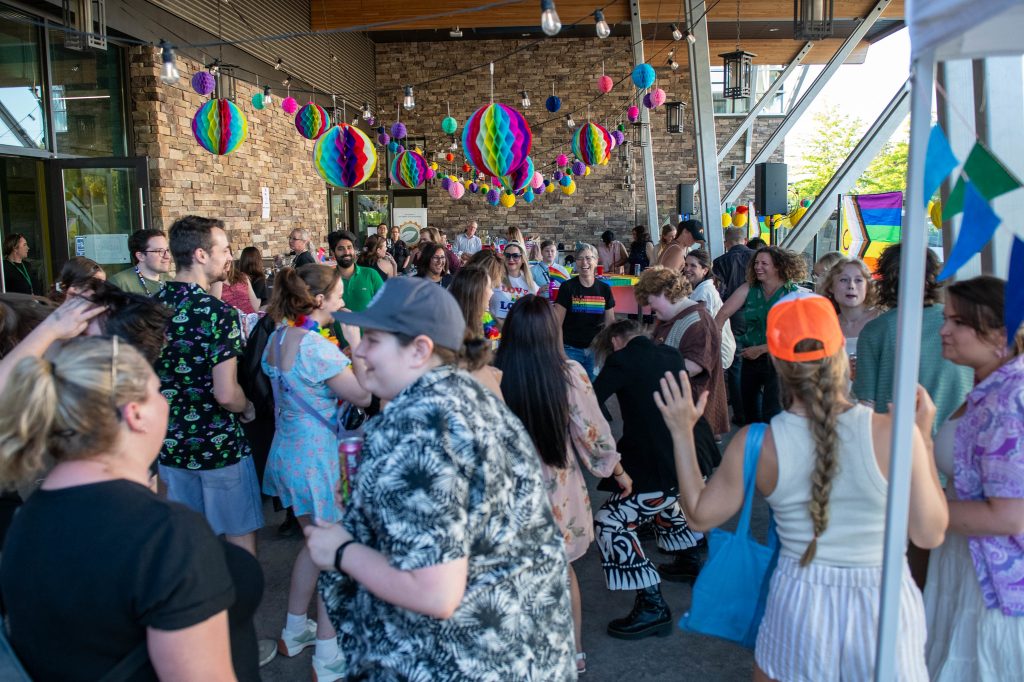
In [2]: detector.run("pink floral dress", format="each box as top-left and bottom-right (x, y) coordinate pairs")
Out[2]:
(541, 360), (622, 562)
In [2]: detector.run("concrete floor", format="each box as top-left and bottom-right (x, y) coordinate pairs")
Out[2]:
(253, 399), (770, 682)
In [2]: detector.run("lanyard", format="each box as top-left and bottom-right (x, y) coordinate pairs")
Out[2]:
(134, 266), (152, 295)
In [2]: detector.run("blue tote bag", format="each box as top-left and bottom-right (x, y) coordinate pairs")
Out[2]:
(679, 423), (780, 649)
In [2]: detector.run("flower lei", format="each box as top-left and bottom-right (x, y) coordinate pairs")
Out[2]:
(481, 312), (501, 341)
(286, 314), (339, 348)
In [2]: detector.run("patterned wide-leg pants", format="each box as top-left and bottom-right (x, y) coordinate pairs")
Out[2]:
(594, 491), (702, 590)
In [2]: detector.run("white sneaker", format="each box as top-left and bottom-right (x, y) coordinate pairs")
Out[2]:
(312, 652), (347, 682)
(277, 618), (317, 657)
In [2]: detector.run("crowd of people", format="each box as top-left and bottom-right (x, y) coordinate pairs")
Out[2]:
(0, 215), (1021, 681)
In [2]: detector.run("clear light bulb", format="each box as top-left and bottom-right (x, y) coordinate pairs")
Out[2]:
(669, 58), (680, 71)
(670, 23), (683, 41)
(594, 10), (611, 39)
(402, 86), (415, 110)
(566, 114), (575, 129)
(540, 0), (561, 36)
(262, 85), (272, 105)
(685, 31), (697, 45)
(362, 103), (372, 120)
(160, 43), (179, 85)
(521, 91), (531, 108)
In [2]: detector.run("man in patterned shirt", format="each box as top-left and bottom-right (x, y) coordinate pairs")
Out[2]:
(306, 277), (576, 680)
(156, 215), (263, 555)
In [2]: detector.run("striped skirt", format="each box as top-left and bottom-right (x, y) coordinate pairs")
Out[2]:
(755, 555), (928, 681)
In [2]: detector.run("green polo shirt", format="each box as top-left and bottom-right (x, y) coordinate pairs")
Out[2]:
(340, 264), (384, 313)
(108, 267), (171, 296)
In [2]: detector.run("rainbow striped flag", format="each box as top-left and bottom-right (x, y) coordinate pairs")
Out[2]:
(840, 191), (903, 271)
(548, 263), (571, 300)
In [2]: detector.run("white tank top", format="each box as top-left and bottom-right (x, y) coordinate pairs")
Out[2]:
(766, 403), (888, 567)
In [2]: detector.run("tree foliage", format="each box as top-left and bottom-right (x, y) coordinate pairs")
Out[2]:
(789, 105), (909, 208)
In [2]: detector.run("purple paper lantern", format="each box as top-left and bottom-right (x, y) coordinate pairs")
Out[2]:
(390, 122), (407, 139)
(191, 71), (216, 96)
(377, 132), (390, 146)
(572, 160), (586, 176)
(611, 130), (626, 146)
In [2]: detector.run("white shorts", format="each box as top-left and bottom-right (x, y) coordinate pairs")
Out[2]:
(755, 555), (928, 681)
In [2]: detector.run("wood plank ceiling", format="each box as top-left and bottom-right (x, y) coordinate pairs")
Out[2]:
(310, 0), (906, 66)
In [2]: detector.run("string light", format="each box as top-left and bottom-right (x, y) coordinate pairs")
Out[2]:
(521, 90), (531, 108)
(208, 59), (221, 75)
(273, 58), (283, 70)
(685, 30), (697, 44)
(281, 74), (291, 86)
(159, 41), (179, 85)
(361, 102), (372, 120)
(670, 23), (683, 41)
(667, 52), (679, 71)
(262, 85), (272, 105)
(565, 113), (575, 129)
(540, 0), (561, 36)
(403, 85), (415, 110)
(594, 10), (611, 39)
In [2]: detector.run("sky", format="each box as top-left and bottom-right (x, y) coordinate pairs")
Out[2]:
(784, 28), (911, 169)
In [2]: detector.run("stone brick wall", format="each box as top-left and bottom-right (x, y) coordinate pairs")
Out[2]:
(375, 37), (784, 248)
(129, 46), (331, 258)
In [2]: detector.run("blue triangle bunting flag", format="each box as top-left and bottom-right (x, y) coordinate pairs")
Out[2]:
(938, 181), (1002, 281)
(923, 124), (959, 207)
(1007, 238), (1024, 346)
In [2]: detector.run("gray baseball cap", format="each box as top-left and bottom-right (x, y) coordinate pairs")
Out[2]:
(333, 277), (466, 351)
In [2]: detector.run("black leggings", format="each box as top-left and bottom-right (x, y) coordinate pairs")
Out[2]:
(741, 354), (782, 424)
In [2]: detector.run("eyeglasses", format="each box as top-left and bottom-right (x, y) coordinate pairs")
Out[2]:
(505, 252), (523, 260)
(430, 255), (447, 262)
(145, 248), (170, 256)
(288, 236), (302, 242)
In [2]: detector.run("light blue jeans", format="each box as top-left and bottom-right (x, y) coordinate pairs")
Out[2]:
(563, 345), (595, 380)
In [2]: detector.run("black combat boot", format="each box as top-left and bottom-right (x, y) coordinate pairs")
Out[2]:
(657, 539), (707, 583)
(607, 585), (673, 639)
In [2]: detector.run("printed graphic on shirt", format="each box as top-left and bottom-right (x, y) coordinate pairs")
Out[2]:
(572, 295), (607, 314)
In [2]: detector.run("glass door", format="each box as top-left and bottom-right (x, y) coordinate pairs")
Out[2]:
(352, 192), (389, 244)
(46, 156), (149, 278)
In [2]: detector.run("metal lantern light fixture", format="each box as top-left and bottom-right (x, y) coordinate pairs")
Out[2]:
(666, 101), (685, 134)
(720, 0), (756, 99)
(794, 0), (835, 40)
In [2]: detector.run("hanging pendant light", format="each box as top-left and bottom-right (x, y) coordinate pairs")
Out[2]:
(720, 0), (756, 99)
(794, 0), (835, 40)
(521, 90), (531, 109)
(540, 0), (562, 36)
(594, 10), (611, 39)
(402, 86), (415, 110)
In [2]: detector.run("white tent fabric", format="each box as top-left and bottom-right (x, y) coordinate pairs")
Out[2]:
(908, 0), (1024, 60)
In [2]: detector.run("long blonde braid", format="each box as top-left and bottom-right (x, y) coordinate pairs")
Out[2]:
(776, 342), (848, 566)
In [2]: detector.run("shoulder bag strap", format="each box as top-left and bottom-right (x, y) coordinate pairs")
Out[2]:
(269, 328), (342, 438)
(96, 641), (149, 682)
(736, 423), (767, 539)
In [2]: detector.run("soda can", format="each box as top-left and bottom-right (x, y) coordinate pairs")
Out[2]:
(338, 437), (363, 504)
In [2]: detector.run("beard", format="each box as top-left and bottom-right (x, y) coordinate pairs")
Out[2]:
(337, 254), (355, 268)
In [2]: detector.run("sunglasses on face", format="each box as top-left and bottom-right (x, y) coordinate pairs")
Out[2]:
(505, 252), (523, 260)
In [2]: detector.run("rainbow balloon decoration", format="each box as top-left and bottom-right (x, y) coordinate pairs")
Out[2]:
(389, 149), (429, 188)
(295, 103), (330, 140)
(313, 123), (377, 188)
(501, 156), (535, 193)
(572, 122), (613, 166)
(192, 99), (248, 155)
(462, 103), (532, 180)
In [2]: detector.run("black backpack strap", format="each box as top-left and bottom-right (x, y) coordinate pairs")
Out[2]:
(96, 641), (149, 682)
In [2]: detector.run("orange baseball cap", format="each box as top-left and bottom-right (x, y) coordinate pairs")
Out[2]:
(766, 291), (845, 363)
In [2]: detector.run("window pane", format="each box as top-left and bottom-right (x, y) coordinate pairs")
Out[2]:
(0, 10), (47, 150)
(48, 30), (126, 156)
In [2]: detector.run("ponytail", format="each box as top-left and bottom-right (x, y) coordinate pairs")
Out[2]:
(0, 356), (58, 485)
(266, 265), (339, 323)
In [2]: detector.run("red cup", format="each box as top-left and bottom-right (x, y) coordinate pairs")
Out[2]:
(596, 265), (605, 276)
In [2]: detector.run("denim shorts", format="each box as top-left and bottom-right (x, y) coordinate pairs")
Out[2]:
(159, 457), (264, 537)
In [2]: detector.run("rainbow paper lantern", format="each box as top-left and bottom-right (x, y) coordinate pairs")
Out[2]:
(251, 93), (265, 110)
(313, 123), (377, 188)
(192, 99), (248, 155)
(627, 106), (640, 123)
(571, 121), (613, 166)
(281, 97), (298, 114)
(545, 95), (561, 113)
(486, 188), (501, 205)
(295, 103), (330, 140)
(389, 149), (429, 188)
(449, 181), (465, 199)
(632, 64), (656, 89)
(191, 71), (216, 96)
(441, 117), (458, 134)
(501, 156), (535, 193)
(500, 192), (516, 208)
(597, 75), (614, 94)
(462, 103), (532, 179)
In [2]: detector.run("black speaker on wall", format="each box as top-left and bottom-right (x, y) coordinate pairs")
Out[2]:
(677, 183), (695, 216)
(754, 162), (788, 216)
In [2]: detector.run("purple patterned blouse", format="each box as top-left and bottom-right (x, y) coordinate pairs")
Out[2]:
(954, 354), (1024, 616)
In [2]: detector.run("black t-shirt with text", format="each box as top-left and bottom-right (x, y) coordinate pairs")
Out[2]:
(555, 277), (615, 349)
(0, 480), (235, 681)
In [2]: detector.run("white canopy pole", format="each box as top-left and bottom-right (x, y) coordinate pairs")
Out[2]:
(872, 47), (936, 682)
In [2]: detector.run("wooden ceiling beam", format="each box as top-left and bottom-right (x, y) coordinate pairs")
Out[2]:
(310, 0), (904, 32)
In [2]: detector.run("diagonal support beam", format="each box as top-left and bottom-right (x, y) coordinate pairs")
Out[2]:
(722, 0), (892, 207)
(718, 43), (813, 164)
(629, 0), (658, 233)
(686, 0), (723, 257)
(780, 79), (910, 253)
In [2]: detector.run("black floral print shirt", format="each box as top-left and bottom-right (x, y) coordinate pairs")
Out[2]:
(156, 282), (251, 470)
(320, 365), (575, 681)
